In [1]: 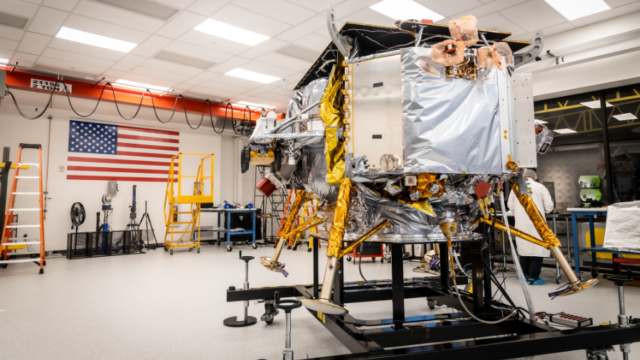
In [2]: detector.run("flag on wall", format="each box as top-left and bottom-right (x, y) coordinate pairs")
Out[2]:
(66, 120), (179, 182)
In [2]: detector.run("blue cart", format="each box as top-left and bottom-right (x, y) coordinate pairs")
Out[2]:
(198, 209), (257, 252)
(569, 207), (608, 278)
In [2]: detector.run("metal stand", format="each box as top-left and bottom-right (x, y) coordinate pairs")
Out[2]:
(273, 291), (302, 360)
(139, 201), (158, 249)
(223, 251), (257, 327)
(606, 271), (633, 360)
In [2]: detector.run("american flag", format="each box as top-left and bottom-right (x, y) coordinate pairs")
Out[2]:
(67, 120), (179, 182)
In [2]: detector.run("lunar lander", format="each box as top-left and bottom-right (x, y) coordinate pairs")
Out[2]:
(229, 9), (640, 360)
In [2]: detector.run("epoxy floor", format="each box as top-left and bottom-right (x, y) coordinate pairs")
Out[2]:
(1, 242), (639, 360)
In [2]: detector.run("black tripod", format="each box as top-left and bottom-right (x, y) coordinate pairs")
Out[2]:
(139, 201), (158, 250)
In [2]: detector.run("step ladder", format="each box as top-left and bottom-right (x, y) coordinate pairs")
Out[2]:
(163, 153), (214, 255)
(1, 144), (46, 274)
(275, 189), (295, 248)
(289, 197), (318, 249)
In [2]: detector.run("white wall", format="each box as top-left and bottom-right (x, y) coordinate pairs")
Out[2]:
(0, 91), (254, 251)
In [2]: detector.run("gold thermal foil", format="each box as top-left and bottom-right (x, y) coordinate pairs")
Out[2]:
(415, 173), (444, 198)
(472, 217), (550, 249)
(326, 178), (352, 258)
(510, 182), (561, 248)
(339, 219), (390, 258)
(398, 198), (435, 216)
(281, 216), (324, 240)
(321, 55), (346, 185)
(280, 190), (306, 240)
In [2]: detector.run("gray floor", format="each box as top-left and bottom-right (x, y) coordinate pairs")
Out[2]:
(1, 242), (638, 360)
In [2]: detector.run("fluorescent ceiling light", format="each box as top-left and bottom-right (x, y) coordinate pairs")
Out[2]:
(0, 58), (9, 64)
(580, 100), (613, 109)
(225, 68), (280, 84)
(115, 79), (170, 92)
(613, 113), (638, 121)
(370, 0), (444, 22)
(56, 27), (137, 53)
(236, 101), (274, 109)
(545, 0), (610, 21)
(535, 119), (548, 125)
(554, 128), (577, 134)
(194, 19), (269, 46)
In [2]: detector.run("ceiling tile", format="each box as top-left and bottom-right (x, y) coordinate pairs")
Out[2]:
(333, 0), (381, 18)
(100, 69), (126, 81)
(16, 32), (50, 55)
(258, 52), (312, 72)
(208, 56), (251, 73)
(286, 0), (344, 12)
(606, 0), (639, 7)
(140, 58), (204, 77)
(570, 2), (640, 27)
(315, 18), (346, 40)
(540, 21), (576, 36)
(156, 0), (195, 9)
(416, 0), (483, 17)
(48, 38), (127, 61)
(241, 60), (297, 78)
(128, 65), (190, 83)
(28, 6), (67, 36)
(117, 73), (180, 88)
(242, 84), (277, 97)
(257, 91), (291, 103)
(36, 56), (107, 75)
(238, 37), (288, 59)
(186, 85), (237, 100)
(43, 0), (79, 11)
(209, 74), (264, 90)
(0, 0), (39, 18)
(476, 12), (527, 37)
(178, 29), (250, 56)
(41, 47), (116, 68)
(0, 38), (18, 51)
(164, 41), (234, 63)
(64, 14), (150, 43)
(184, 71), (219, 85)
(451, 0), (527, 19)
(155, 11), (206, 39)
(24, 0), (42, 4)
(10, 51), (37, 67)
(232, 0), (316, 25)
(198, 78), (253, 93)
(111, 54), (147, 72)
(339, 8), (397, 27)
(499, 0), (566, 32)
(479, 0), (495, 3)
(0, 48), (13, 60)
(73, 1), (167, 33)
(293, 33), (331, 52)
(277, 14), (327, 42)
(172, 83), (194, 92)
(188, 0), (231, 15)
(0, 24), (24, 41)
(130, 35), (173, 57)
(210, 4), (290, 37)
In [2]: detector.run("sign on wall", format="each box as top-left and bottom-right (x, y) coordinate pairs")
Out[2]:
(30, 79), (72, 93)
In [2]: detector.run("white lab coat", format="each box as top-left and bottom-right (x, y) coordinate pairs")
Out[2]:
(507, 179), (555, 257)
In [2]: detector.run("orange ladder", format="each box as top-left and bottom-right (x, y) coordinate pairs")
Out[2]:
(275, 189), (295, 247)
(0, 144), (46, 274)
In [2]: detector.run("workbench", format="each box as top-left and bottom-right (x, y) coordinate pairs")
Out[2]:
(198, 208), (257, 251)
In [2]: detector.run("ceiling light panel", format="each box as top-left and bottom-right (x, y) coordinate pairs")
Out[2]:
(55, 27), (137, 53)
(276, 44), (319, 63)
(580, 100), (613, 108)
(115, 79), (170, 92)
(554, 128), (577, 134)
(613, 113), (638, 121)
(194, 19), (270, 46)
(534, 119), (548, 124)
(154, 51), (216, 70)
(0, 57), (9, 64)
(94, 0), (179, 20)
(544, 0), (610, 21)
(225, 68), (280, 84)
(370, 0), (444, 22)
(0, 12), (29, 29)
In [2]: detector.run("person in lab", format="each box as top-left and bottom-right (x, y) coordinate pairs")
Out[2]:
(507, 169), (554, 285)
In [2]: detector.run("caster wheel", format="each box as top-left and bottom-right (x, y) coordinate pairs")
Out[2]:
(39, 269), (44, 274)
(556, 279), (560, 284)
(252, 243), (257, 249)
(164, 246), (168, 252)
(217, 241), (220, 246)
(287, 246), (292, 250)
(227, 246), (232, 252)
(428, 299), (435, 310)
(197, 247), (201, 254)
(381, 258), (384, 263)
(170, 249), (174, 255)
(346, 256), (352, 262)
(265, 320), (273, 325)
(372, 257), (375, 262)
(307, 248), (312, 252)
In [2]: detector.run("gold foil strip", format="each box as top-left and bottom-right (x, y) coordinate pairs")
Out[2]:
(320, 55), (346, 185)
(339, 219), (390, 258)
(326, 178), (352, 258)
(279, 190), (307, 242)
(281, 216), (324, 240)
(510, 182), (561, 247)
(398, 198), (435, 216)
(250, 149), (274, 158)
(472, 217), (550, 249)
